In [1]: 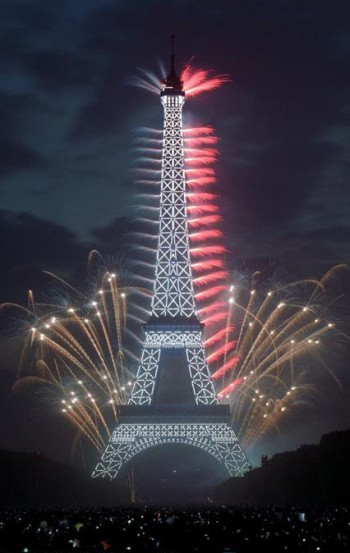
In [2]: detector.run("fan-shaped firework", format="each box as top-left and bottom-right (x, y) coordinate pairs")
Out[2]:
(1, 256), (144, 452)
(130, 60), (230, 97)
(214, 265), (349, 449)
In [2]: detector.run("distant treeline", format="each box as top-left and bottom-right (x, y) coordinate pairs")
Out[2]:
(0, 450), (130, 506)
(216, 427), (350, 506)
(1, 427), (350, 507)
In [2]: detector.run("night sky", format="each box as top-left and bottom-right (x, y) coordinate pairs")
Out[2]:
(1, 0), (350, 477)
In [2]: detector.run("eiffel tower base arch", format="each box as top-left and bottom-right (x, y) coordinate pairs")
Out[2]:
(92, 405), (249, 479)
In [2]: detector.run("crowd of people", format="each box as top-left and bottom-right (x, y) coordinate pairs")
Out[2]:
(0, 505), (349, 552)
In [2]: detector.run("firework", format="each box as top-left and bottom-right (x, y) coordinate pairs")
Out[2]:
(214, 265), (349, 449)
(130, 60), (230, 97)
(2, 257), (144, 452)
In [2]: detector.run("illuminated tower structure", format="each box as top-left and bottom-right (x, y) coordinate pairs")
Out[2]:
(92, 45), (249, 479)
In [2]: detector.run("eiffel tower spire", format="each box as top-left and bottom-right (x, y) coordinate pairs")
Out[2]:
(161, 35), (183, 95)
(92, 43), (249, 480)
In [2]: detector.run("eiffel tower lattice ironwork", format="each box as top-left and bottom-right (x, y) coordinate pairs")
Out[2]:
(92, 42), (249, 480)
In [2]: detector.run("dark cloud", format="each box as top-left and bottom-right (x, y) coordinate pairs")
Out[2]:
(91, 216), (133, 254)
(0, 92), (45, 177)
(83, 4), (128, 52)
(5, 1), (55, 33)
(0, 139), (43, 177)
(280, 226), (350, 276)
(26, 50), (94, 93)
(0, 210), (87, 302)
(225, 220), (350, 279)
(72, 60), (127, 136)
(0, 92), (30, 134)
(221, 138), (342, 240)
(0, 28), (30, 60)
(0, 210), (138, 304)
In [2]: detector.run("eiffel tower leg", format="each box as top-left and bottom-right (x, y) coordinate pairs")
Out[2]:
(128, 344), (161, 405)
(92, 433), (134, 479)
(210, 426), (250, 476)
(186, 344), (218, 405)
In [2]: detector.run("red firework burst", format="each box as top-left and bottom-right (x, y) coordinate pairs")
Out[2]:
(181, 62), (231, 97)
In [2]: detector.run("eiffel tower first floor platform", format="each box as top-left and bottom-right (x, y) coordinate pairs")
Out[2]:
(92, 404), (250, 479)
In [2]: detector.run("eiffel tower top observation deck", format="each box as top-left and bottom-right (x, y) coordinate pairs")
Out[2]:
(150, 37), (197, 322)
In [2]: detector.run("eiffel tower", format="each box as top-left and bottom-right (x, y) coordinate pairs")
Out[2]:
(92, 41), (249, 480)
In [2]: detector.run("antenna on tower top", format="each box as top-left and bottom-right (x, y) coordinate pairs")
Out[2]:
(161, 34), (184, 95)
(170, 34), (176, 72)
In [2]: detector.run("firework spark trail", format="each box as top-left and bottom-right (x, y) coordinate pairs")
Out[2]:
(130, 62), (231, 98)
(181, 63), (231, 96)
(1, 261), (140, 451)
(216, 265), (349, 449)
(183, 124), (230, 367)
